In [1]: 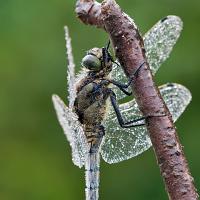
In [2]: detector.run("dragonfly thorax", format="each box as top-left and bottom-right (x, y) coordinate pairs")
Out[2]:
(74, 78), (109, 150)
(74, 80), (109, 125)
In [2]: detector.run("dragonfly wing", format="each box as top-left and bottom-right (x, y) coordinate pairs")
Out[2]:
(110, 62), (131, 100)
(101, 83), (191, 164)
(144, 15), (183, 75)
(102, 100), (149, 164)
(158, 83), (192, 122)
(64, 26), (76, 108)
(52, 94), (89, 168)
(111, 15), (183, 100)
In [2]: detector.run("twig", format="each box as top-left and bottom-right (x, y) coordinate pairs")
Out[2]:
(76, 0), (103, 28)
(75, 0), (199, 199)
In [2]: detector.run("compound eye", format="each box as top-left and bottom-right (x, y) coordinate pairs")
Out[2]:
(81, 54), (101, 71)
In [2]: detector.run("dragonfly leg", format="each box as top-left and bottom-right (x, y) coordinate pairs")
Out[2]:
(93, 79), (131, 96)
(109, 90), (146, 128)
(104, 39), (118, 64)
(102, 46), (112, 64)
(106, 39), (111, 50)
(108, 79), (133, 96)
(107, 61), (146, 96)
(131, 61), (146, 78)
(116, 86), (132, 96)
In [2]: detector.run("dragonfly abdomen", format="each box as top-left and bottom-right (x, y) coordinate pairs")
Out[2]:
(84, 126), (104, 200)
(85, 150), (100, 200)
(84, 125), (104, 151)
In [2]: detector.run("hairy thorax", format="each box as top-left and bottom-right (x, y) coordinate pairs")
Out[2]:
(74, 77), (109, 127)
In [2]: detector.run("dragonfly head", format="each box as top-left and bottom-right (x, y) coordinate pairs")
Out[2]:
(81, 46), (113, 75)
(81, 48), (102, 72)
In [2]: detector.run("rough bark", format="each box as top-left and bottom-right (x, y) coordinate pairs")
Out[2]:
(75, 0), (199, 199)
(76, 0), (104, 28)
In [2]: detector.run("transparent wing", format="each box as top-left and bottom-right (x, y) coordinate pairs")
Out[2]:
(64, 26), (76, 108)
(144, 15), (183, 75)
(101, 83), (191, 164)
(52, 94), (89, 168)
(110, 62), (130, 100)
(111, 15), (183, 100)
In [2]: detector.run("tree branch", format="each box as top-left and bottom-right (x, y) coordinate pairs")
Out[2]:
(75, 0), (199, 199)
(76, 0), (104, 28)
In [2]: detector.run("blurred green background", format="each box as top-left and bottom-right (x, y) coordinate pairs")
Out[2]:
(0, 0), (199, 199)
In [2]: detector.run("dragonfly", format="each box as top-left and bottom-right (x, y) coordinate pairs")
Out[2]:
(52, 15), (191, 200)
